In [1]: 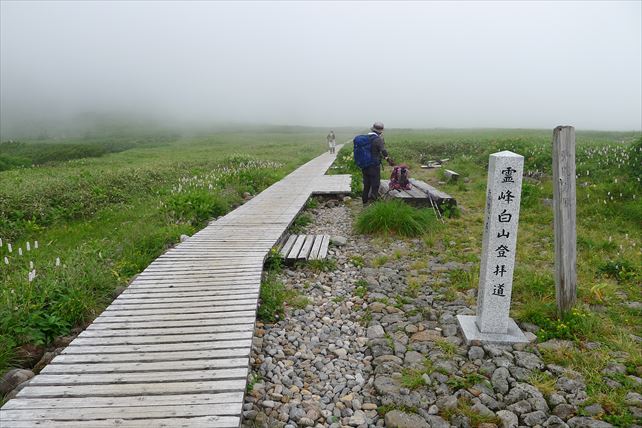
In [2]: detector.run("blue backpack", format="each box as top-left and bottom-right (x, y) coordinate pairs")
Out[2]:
(353, 134), (378, 169)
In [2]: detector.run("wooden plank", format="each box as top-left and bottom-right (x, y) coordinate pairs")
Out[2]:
(279, 235), (297, 257)
(51, 347), (250, 364)
(112, 293), (257, 305)
(1, 403), (243, 421)
(286, 235), (306, 260)
(103, 303), (256, 316)
(317, 235), (330, 259)
(62, 340), (251, 354)
(308, 235), (324, 260)
(29, 368), (247, 386)
(88, 316), (256, 330)
(297, 235), (315, 259)
(94, 311), (256, 323)
(106, 298), (258, 310)
(1, 392), (243, 410)
(0, 416), (240, 428)
(16, 379), (245, 398)
(78, 323), (254, 338)
(380, 180), (413, 198)
(118, 289), (258, 298)
(40, 358), (249, 375)
(68, 331), (253, 346)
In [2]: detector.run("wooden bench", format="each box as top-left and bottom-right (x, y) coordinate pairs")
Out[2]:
(379, 179), (456, 207)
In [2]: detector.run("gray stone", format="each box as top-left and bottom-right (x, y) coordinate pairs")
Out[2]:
(424, 415), (450, 428)
(491, 367), (511, 394)
(436, 395), (458, 411)
(528, 396), (550, 412)
(404, 351), (425, 367)
(523, 410), (548, 426)
(374, 376), (400, 395)
(468, 346), (485, 360)
(548, 393), (567, 407)
(496, 410), (519, 428)
(601, 362), (626, 376)
(367, 325), (385, 339)
(506, 399), (531, 415)
(330, 236), (348, 246)
(514, 351), (544, 370)
(556, 377), (584, 393)
(624, 391), (642, 406)
(471, 402), (495, 418)
(0, 369), (34, 395)
(384, 410), (429, 428)
(543, 416), (569, 428)
(566, 417), (613, 428)
(298, 417), (315, 426)
(348, 410), (367, 426)
(552, 404), (577, 420)
(582, 403), (603, 416)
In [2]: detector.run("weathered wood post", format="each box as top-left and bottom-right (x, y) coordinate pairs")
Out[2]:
(457, 151), (528, 344)
(552, 126), (577, 315)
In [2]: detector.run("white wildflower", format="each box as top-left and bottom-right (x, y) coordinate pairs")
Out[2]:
(34, 241), (38, 249)
(26, 242), (31, 251)
(29, 261), (34, 269)
(18, 248), (22, 256)
(55, 257), (61, 267)
(7, 243), (12, 253)
(3, 257), (8, 265)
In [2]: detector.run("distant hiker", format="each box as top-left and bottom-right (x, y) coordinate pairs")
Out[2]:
(353, 122), (392, 205)
(327, 130), (336, 153)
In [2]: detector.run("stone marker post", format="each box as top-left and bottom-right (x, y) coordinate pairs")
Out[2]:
(457, 151), (528, 344)
(552, 126), (577, 315)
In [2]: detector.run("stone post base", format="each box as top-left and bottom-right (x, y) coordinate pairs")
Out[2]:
(457, 315), (528, 345)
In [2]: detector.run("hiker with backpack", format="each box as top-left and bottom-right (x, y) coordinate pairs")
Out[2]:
(327, 130), (336, 154)
(353, 122), (393, 205)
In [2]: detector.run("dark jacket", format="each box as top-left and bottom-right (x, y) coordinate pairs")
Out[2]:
(369, 132), (389, 164)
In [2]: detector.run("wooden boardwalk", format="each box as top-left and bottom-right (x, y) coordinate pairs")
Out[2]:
(0, 149), (350, 427)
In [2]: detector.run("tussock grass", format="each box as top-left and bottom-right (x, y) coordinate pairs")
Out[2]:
(355, 200), (438, 237)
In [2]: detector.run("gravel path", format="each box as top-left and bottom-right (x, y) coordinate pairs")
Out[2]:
(243, 198), (641, 428)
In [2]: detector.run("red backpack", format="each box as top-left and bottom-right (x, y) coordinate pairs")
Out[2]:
(390, 164), (411, 191)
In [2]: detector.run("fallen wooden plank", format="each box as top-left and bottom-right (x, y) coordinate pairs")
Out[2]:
(317, 235), (330, 259)
(308, 235), (324, 260)
(88, 316), (256, 331)
(279, 235), (297, 257)
(297, 235), (315, 259)
(286, 235), (306, 260)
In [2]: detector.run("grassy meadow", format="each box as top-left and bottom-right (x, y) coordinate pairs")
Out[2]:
(335, 129), (641, 423)
(1, 126), (640, 421)
(0, 128), (332, 376)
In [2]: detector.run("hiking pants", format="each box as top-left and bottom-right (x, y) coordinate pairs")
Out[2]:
(362, 164), (381, 204)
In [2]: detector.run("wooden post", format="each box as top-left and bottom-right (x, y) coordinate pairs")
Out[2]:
(552, 126), (577, 315)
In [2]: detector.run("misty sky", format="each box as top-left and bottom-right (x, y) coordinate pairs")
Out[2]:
(1, 1), (641, 136)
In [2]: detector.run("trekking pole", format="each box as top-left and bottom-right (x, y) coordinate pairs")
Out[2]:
(429, 196), (445, 224)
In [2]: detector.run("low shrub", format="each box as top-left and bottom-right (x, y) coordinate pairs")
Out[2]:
(355, 200), (437, 237)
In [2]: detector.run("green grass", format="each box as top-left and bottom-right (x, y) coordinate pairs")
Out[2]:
(0, 128), (327, 376)
(355, 199), (439, 237)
